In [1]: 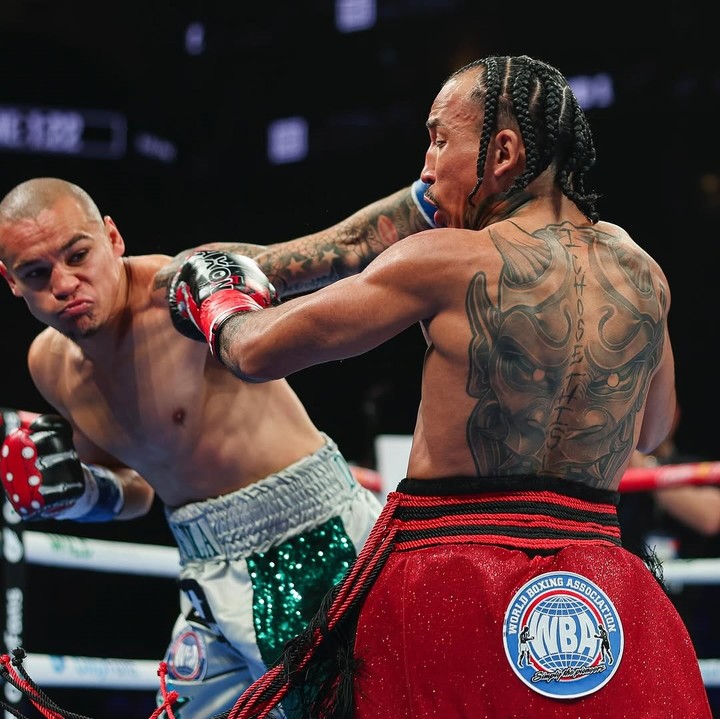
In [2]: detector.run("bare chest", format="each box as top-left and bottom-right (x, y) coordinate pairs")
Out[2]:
(59, 308), (207, 463)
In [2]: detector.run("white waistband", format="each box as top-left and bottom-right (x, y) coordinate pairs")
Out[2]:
(165, 435), (360, 563)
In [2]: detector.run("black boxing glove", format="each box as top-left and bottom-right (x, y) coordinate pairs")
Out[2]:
(168, 249), (278, 356)
(0, 414), (124, 522)
(166, 253), (206, 343)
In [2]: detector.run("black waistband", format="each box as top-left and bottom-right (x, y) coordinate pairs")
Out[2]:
(397, 475), (620, 506)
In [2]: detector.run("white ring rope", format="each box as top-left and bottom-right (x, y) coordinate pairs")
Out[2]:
(661, 558), (720, 586)
(7, 460), (720, 695)
(18, 530), (179, 576)
(18, 653), (160, 690)
(11, 651), (720, 690)
(700, 660), (720, 689)
(12, 529), (720, 586)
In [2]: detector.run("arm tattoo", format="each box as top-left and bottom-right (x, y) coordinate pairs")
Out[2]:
(152, 186), (430, 297)
(254, 187), (431, 298)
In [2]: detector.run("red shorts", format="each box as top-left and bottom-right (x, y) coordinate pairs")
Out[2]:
(352, 478), (711, 718)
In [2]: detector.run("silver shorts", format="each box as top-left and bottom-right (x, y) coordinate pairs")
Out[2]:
(159, 434), (382, 718)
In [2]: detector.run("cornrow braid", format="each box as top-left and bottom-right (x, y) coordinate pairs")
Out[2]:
(466, 56), (501, 204)
(449, 54), (600, 224)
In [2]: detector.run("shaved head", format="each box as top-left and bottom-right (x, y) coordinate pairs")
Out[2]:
(0, 177), (103, 227)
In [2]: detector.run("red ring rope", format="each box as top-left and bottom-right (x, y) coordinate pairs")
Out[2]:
(619, 462), (720, 492)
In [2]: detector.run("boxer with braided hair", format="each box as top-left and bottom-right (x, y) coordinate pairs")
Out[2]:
(0, 174), (435, 719)
(174, 55), (710, 717)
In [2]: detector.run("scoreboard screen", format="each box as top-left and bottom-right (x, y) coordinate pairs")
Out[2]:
(0, 104), (127, 160)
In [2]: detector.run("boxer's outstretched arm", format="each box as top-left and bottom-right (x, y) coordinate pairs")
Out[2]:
(249, 182), (435, 297)
(185, 230), (441, 382)
(155, 182), (435, 298)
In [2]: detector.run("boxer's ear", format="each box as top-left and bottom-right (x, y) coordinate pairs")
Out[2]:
(104, 215), (126, 257)
(0, 260), (21, 297)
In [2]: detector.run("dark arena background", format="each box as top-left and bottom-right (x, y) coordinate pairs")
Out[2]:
(1, 1), (719, 717)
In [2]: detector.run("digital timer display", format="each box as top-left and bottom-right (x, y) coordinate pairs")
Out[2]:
(0, 105), (127, 159)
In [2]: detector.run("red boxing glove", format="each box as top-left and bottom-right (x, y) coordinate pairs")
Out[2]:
(1, 407), (41, 444)
(0, 414), (123, 522)
(168, 250), (278, 356)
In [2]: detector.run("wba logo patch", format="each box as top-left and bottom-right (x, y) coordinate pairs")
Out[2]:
(167, 628), (208, 681)
(502, 571), (623, 699)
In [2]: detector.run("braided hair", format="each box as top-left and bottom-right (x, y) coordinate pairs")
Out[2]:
(450, 55), (600, 224)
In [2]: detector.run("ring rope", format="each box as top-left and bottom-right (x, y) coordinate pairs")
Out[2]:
(19, 530), (179, 576)
(15, 531), (720, 585)
(700, 660), (720, 689)
(10, 460), (720, 578)
(13, 651), (720, 690)
(17, 653), (160, 689)
(620, 461), (720, 492)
